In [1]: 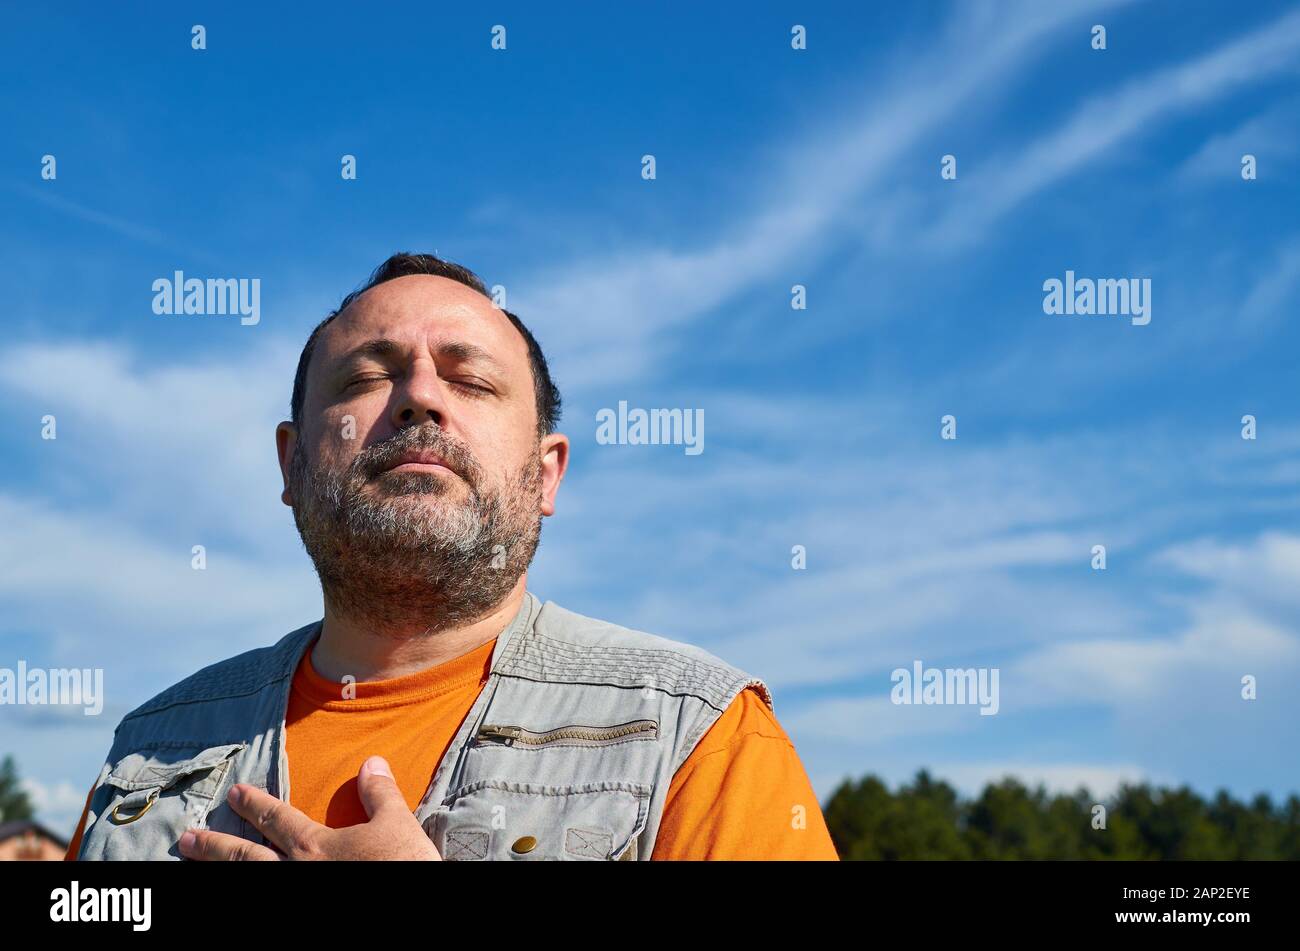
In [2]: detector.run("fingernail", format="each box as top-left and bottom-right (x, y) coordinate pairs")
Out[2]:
(179, 830), (196, 852)
(228, 785), (244, 805)
(365, 756), (392, 778)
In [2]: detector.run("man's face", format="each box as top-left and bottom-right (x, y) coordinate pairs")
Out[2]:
(276, 274), (568, 627)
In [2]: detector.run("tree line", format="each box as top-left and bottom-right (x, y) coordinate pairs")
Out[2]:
(823, 769), (1300, 859)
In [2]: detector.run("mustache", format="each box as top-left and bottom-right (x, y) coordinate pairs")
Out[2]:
(355, 425), (480, 486)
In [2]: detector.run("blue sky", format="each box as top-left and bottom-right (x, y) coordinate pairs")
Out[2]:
(2, 0), (1298, 836)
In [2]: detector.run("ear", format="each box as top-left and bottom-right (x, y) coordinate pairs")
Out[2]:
(538, 431), (570, 517)
(275, 421), (298, 507)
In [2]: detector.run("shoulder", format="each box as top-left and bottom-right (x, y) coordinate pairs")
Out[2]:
(688, 685), (790, 761)
(118, 621), (319, 726)
(506, 598), (773, 713)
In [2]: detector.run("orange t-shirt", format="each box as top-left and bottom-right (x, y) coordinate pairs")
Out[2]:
(65, 637), (837, 860)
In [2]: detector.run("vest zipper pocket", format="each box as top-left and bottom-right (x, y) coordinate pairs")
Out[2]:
(475, 718), (658, 749)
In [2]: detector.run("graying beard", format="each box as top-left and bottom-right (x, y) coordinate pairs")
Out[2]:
(289, 446), (542, 636)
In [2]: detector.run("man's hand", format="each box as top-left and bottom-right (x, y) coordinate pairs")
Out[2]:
(178, 756), (442, 861)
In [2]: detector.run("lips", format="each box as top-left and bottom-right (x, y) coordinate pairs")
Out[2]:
(380, 449), (458, 477)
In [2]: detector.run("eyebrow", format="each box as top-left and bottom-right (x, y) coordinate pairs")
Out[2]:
(435, 340), (507, 371)
(338, 338), (403, 366)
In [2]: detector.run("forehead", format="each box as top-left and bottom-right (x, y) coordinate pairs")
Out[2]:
(316, 274), (528, 371)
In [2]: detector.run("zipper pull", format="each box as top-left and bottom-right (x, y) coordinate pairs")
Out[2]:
(476, 724), (522, 744)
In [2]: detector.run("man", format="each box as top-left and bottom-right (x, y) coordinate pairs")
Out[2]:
(66, 253), (838, 861)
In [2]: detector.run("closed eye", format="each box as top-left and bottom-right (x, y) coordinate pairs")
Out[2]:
(345, 375), (390, 389)
(343, 376), (493, 394)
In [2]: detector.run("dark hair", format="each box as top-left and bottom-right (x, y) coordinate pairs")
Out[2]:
(290, 253), (561, 436)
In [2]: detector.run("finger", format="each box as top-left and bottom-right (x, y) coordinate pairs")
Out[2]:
(356, 756), (409, 821)
(226, 784), (322, 859)
(179, 828), (280, 862)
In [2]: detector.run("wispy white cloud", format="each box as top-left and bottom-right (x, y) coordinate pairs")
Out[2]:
(1011, 600), (1299, 710)
(784, 694), (982, 745)
(0, 494), (319, 669)
(515, 0), (1133, 388)
(8, 184), (221, 265)
(1240, 241), (1300, 331)
(1177, 103), (1299, 183)
(926, 7), (1300, 246)
(927, 762), (1157, 799)
(10, 184), (171, 247)
(1156, 531), (1300, 617)
(995, 532), (1300, 742)
(0, 340), (302, 552)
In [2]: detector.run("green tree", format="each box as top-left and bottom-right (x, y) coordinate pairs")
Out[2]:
(966, 777), (1051, 859)
(0, 755), (35, 823)
(1279, 795), (1300, 858)
(825, 770), (970, 859)
(1113, 783), (1234, 860)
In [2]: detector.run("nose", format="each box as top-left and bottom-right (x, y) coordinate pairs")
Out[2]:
(390, 357), (451, 432)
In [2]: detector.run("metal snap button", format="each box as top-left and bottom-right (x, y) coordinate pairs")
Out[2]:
(511, 835), (538, 854)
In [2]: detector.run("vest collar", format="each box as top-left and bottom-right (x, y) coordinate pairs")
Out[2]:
(271, 588), (541, 689)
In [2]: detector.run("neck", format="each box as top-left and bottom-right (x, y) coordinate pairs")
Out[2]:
(310, 576), (528, 683)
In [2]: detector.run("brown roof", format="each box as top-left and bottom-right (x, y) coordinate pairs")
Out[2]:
(0, 819), (69, 850)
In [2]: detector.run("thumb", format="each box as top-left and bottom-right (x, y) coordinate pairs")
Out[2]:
(357, 756), (406, 820)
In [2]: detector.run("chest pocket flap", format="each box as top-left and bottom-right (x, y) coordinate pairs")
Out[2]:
(86, 743), (245, 860)
(105, 742), (244, 792)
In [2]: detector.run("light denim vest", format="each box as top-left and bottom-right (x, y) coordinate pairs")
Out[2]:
(76, 591), (771, 861)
